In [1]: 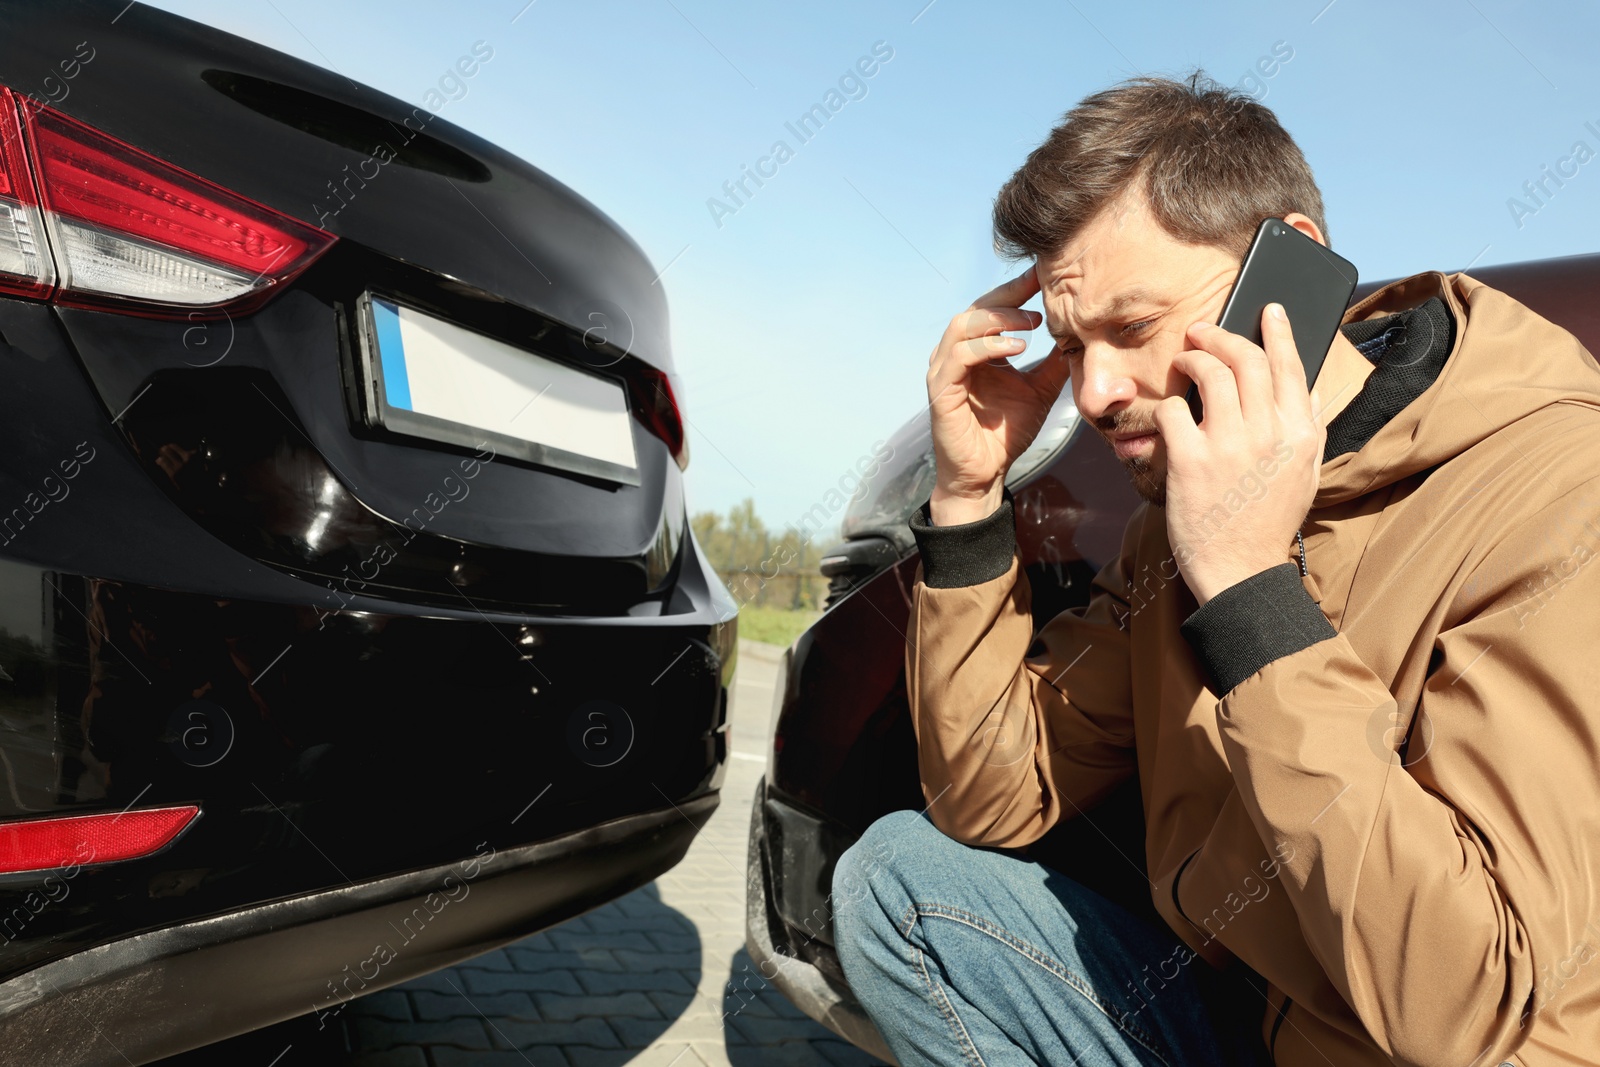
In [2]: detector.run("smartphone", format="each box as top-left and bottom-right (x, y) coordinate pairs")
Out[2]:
(1184, 217), (1358, 423)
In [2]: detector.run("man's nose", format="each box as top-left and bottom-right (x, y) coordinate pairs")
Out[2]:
(1074, 344), (1139, 421)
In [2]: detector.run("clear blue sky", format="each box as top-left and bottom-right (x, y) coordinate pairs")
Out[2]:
(145, 0), (1600, 545)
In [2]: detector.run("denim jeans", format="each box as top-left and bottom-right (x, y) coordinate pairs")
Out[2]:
(831, 808), (1275, 1067)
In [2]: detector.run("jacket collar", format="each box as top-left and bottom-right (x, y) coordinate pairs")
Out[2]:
(1311, 269), (1600, 509)
(1322, 294), (1455, 463)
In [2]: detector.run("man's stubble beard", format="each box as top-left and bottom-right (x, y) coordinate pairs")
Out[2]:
(1124, 454), (1166, 509)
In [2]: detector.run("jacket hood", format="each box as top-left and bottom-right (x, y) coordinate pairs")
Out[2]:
(1313, 269), (1600, 508)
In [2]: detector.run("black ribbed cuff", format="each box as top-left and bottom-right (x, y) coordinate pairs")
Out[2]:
(1179, 563), (1336, 695)
(907, 487), (1017, 588)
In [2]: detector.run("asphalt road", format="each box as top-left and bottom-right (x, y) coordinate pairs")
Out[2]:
(153, 638), (887, 1067)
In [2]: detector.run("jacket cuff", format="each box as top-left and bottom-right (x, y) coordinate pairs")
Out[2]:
(1180, 562), (1336, 695)
(907, 486), (1017, 588)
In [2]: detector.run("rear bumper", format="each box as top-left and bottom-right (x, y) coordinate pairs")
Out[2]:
(0, 792), (717, 1066)
(744, 773), (897, 1066)
(0, 547), (734, 977)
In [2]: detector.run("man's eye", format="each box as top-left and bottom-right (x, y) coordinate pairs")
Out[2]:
(1121, 320), (1153, 336)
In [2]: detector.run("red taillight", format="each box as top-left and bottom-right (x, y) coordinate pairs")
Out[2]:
(0, 804), (199, 874)
(0, 90), (53, 300)
(0, 87), (333, 316)
(629, 363), (689, 470)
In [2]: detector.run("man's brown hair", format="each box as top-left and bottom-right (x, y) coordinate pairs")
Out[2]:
(992, 71), (1328, 265)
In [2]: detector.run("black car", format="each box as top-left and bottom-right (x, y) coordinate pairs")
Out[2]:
(0, 2), (737, 1063)
(746, 252), (1600, 1065)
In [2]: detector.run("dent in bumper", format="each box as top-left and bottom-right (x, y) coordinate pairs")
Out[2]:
(743, 774), (896, 1065)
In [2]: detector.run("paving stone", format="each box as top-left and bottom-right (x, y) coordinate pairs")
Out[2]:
(611, 1010), (749, 1048)
(645, 932), (701, 954)
(691, 1043), (734, 1067)
(464, 967), (584, 996)
(639, 1046), (714, 1067)
(410, 989), (536, 1022)
(461, 948), (518, 972)
(508, 946), (627, 974)
(533, 991), (663, 1022)
(717, 991), (778, 1020)
(548, 929), (659, 954)
(487, 1015), (623, 1049)
(350, 1016), (492, 1052)
(514, 929), (561, 947)
(611, 949), (703, 972)
(756, 988), (811, 1020)
(395, 968), (470, 995)
(576, 968), (696, 995)
(347, 1049), (430, 1067)
(722, 965), (777, 997)
(645, 990), (696, 1017)
(589, 913), (698, 937)
(347, 990), (412, 1022)
(431, 1047), (569, 1067)
(563, 1044), (707, 1067)
(615, 891), (678, 919)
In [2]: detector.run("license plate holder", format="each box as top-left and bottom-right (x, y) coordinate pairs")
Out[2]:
(354, 293), (640, 486)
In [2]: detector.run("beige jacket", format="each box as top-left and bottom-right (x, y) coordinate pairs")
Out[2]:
(904, 270), (1600, 1066)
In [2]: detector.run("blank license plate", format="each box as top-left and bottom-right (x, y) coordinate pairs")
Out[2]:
(363, 296), (638, 483)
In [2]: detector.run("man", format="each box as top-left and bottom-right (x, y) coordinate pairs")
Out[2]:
(830, 72), (1600, 1067)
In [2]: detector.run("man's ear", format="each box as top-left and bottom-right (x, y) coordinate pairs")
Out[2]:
(1282, 212), (1327, 246)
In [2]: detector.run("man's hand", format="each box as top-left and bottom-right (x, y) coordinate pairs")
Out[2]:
(926, 265), (1071, 526)
(1153, 302), (1327, 606)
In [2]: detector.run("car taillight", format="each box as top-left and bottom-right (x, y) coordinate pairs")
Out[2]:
(629, 362), (690, 470)
(0, 90), (52, 300)
(0, 804), (200, 875)
(0, 88), (333, 316)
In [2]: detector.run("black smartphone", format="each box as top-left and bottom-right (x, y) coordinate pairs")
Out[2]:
(1185, 217), (1358, 423)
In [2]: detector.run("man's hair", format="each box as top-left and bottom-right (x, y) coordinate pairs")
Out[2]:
(992, 71), (1328, 264)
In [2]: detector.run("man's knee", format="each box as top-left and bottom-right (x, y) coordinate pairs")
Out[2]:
(832, 809), (942, 923)
(832, 809), (919, 955)
(832, 812), (970, 1027)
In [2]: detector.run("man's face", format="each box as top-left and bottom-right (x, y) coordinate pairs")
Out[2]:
(1038, 192), (1241, 508)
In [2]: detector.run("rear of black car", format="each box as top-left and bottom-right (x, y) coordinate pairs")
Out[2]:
(0, 2), (736, 1062)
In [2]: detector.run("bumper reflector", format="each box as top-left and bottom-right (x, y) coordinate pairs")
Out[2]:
(0, 804), (200, 874)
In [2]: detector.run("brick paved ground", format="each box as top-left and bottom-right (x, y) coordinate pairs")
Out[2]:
(158, 639), (889, 1066)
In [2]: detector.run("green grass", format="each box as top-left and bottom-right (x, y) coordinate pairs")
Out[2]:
(737, 606), (823, 648)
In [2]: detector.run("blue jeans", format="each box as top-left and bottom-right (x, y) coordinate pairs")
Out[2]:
(831, 808), (1274, 1067)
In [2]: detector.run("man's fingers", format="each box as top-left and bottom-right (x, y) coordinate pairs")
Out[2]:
(927, 325), (1036, 403)
(927, 332), (1024, 401)
(1259, 302), (1312, 419)
(1170, 346), (1243, 436)
(948, 332), (1031, 369)
(1185, 319), (1272, 425)
(928, 307), (1040, 369)
(959, 306), (1042, 338)
(968, 264), (1041, 312)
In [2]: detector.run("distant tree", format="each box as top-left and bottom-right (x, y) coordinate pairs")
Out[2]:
(691, 498), (826, 610)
